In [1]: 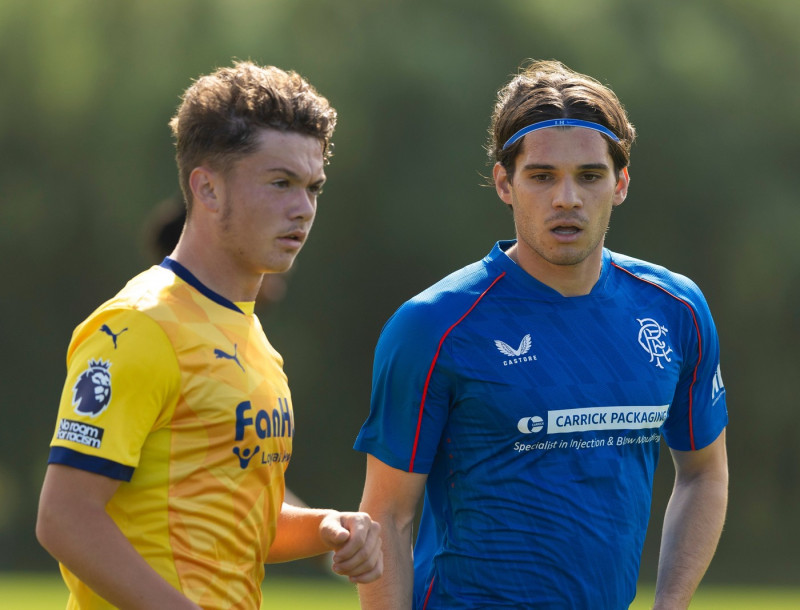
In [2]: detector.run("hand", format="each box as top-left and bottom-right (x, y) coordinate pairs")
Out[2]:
(319, 511), (383, 583)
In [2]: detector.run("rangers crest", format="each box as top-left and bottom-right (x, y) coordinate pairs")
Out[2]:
(637, 318), (673, 369)
(72, 359), (113, 417)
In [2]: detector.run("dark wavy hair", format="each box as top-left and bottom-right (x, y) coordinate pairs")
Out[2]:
(487, 60), (635, 184)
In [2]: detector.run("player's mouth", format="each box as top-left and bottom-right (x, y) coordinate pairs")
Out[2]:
(547, 214), (587, 241)
(550, 224), (583, 241)
(277, 229), (307, 248)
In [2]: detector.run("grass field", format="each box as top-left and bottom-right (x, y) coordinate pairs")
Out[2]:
(1, 573), (799, 609)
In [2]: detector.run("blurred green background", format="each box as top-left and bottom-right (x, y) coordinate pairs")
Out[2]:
(1, 0), (798, 590)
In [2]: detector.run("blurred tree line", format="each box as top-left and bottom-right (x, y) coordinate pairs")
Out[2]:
(1, 0), (798, 585)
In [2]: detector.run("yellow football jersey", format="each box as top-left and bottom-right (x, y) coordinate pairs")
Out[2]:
(49, 260), (294, 609)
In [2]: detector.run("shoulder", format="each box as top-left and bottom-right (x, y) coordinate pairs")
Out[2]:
(69, 267), (179, 356)
(381, 258), (501, 342)
(608, 251), (710, 313)
(77, 266), (177, 321)
(109, 265), (182, 314)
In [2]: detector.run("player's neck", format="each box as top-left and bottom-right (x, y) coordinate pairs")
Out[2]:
(170, 231), (260, 304)
(508, 243), (604, 297)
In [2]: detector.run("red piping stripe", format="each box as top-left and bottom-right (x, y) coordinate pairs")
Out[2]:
(611, 262), (702, 450)
(409, 272), (506, 472)
(422, 575), (436, 609)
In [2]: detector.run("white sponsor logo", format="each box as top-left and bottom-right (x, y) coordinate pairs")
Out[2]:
(517, 416), (544, 434)
(712, 364), (725, 404)
(495, 334), (537, 366)
(547, 405), (669, 434)
(637, 318), (673, 369)
(495, 334), (531, 357)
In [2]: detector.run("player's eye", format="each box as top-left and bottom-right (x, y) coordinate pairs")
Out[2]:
(308, 183), (325, 196)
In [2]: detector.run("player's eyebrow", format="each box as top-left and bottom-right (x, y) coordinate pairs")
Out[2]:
(578, 163), (611, 171)
(521, 163), (556, 171)
(520, 163), (611, 171)
(264, 166), (300, 177)
(265, 167), (326, 185)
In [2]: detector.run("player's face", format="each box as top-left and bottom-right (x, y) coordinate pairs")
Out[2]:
(494, 128), (628, 286)
(217, 129), (326, 276)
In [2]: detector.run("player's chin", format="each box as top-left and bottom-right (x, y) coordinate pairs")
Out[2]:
(261, 255), (296, 275)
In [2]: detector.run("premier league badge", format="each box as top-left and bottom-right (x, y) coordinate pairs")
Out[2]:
(72, 359), (113, 417)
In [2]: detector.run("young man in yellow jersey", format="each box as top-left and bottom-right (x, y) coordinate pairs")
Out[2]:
(36, 61), (382, 610)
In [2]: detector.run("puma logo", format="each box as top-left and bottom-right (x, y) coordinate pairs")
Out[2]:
(99, 324), (128, 349)
(214, 344), (245, 372)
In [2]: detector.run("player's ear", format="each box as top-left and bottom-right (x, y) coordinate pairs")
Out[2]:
(189, 166), (222, 213)
(613, 167), (629, 207)
(494, 162), (514, 206)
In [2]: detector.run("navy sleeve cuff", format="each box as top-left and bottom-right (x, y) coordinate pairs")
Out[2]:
(48, 447), (135, 482)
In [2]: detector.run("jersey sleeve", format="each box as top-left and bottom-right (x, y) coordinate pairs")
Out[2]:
(49, 308), (180, 480)
(354, 305), (454, 474)
(662, 282), (728, 451)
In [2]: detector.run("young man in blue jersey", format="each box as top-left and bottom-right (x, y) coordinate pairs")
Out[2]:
(355, 60), (728, 609)
(37, 61), (382, 610)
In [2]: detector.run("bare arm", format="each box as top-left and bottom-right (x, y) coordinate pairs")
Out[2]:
(357, 454), (427, 610)
(653, 430), (728, 609)
(267, 503), (383, 583)
(36, 464), (201, 610)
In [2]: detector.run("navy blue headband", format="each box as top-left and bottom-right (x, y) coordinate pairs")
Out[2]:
(502, 118), (620, 150)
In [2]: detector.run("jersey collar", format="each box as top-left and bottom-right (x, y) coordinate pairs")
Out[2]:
(160, 257), (250, 315)
(487, 240), (612, 300)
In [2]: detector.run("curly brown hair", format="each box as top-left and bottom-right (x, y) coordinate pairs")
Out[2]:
(170, 61), (337, 212)
(487, 60), (635, 184)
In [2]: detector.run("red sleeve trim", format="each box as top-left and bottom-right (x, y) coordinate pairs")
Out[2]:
(611, 263), (702, 450)
(421, 574), (436, 608)
(409, 272), (506, 472)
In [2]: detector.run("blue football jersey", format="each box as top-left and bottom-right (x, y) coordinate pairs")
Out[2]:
(355, 241), (728, 609)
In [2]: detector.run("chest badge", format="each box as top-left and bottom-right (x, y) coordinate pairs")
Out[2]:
(494, 333), (537, 367)
(637, 318), (673, 369)
(495, 333), (531, 357)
